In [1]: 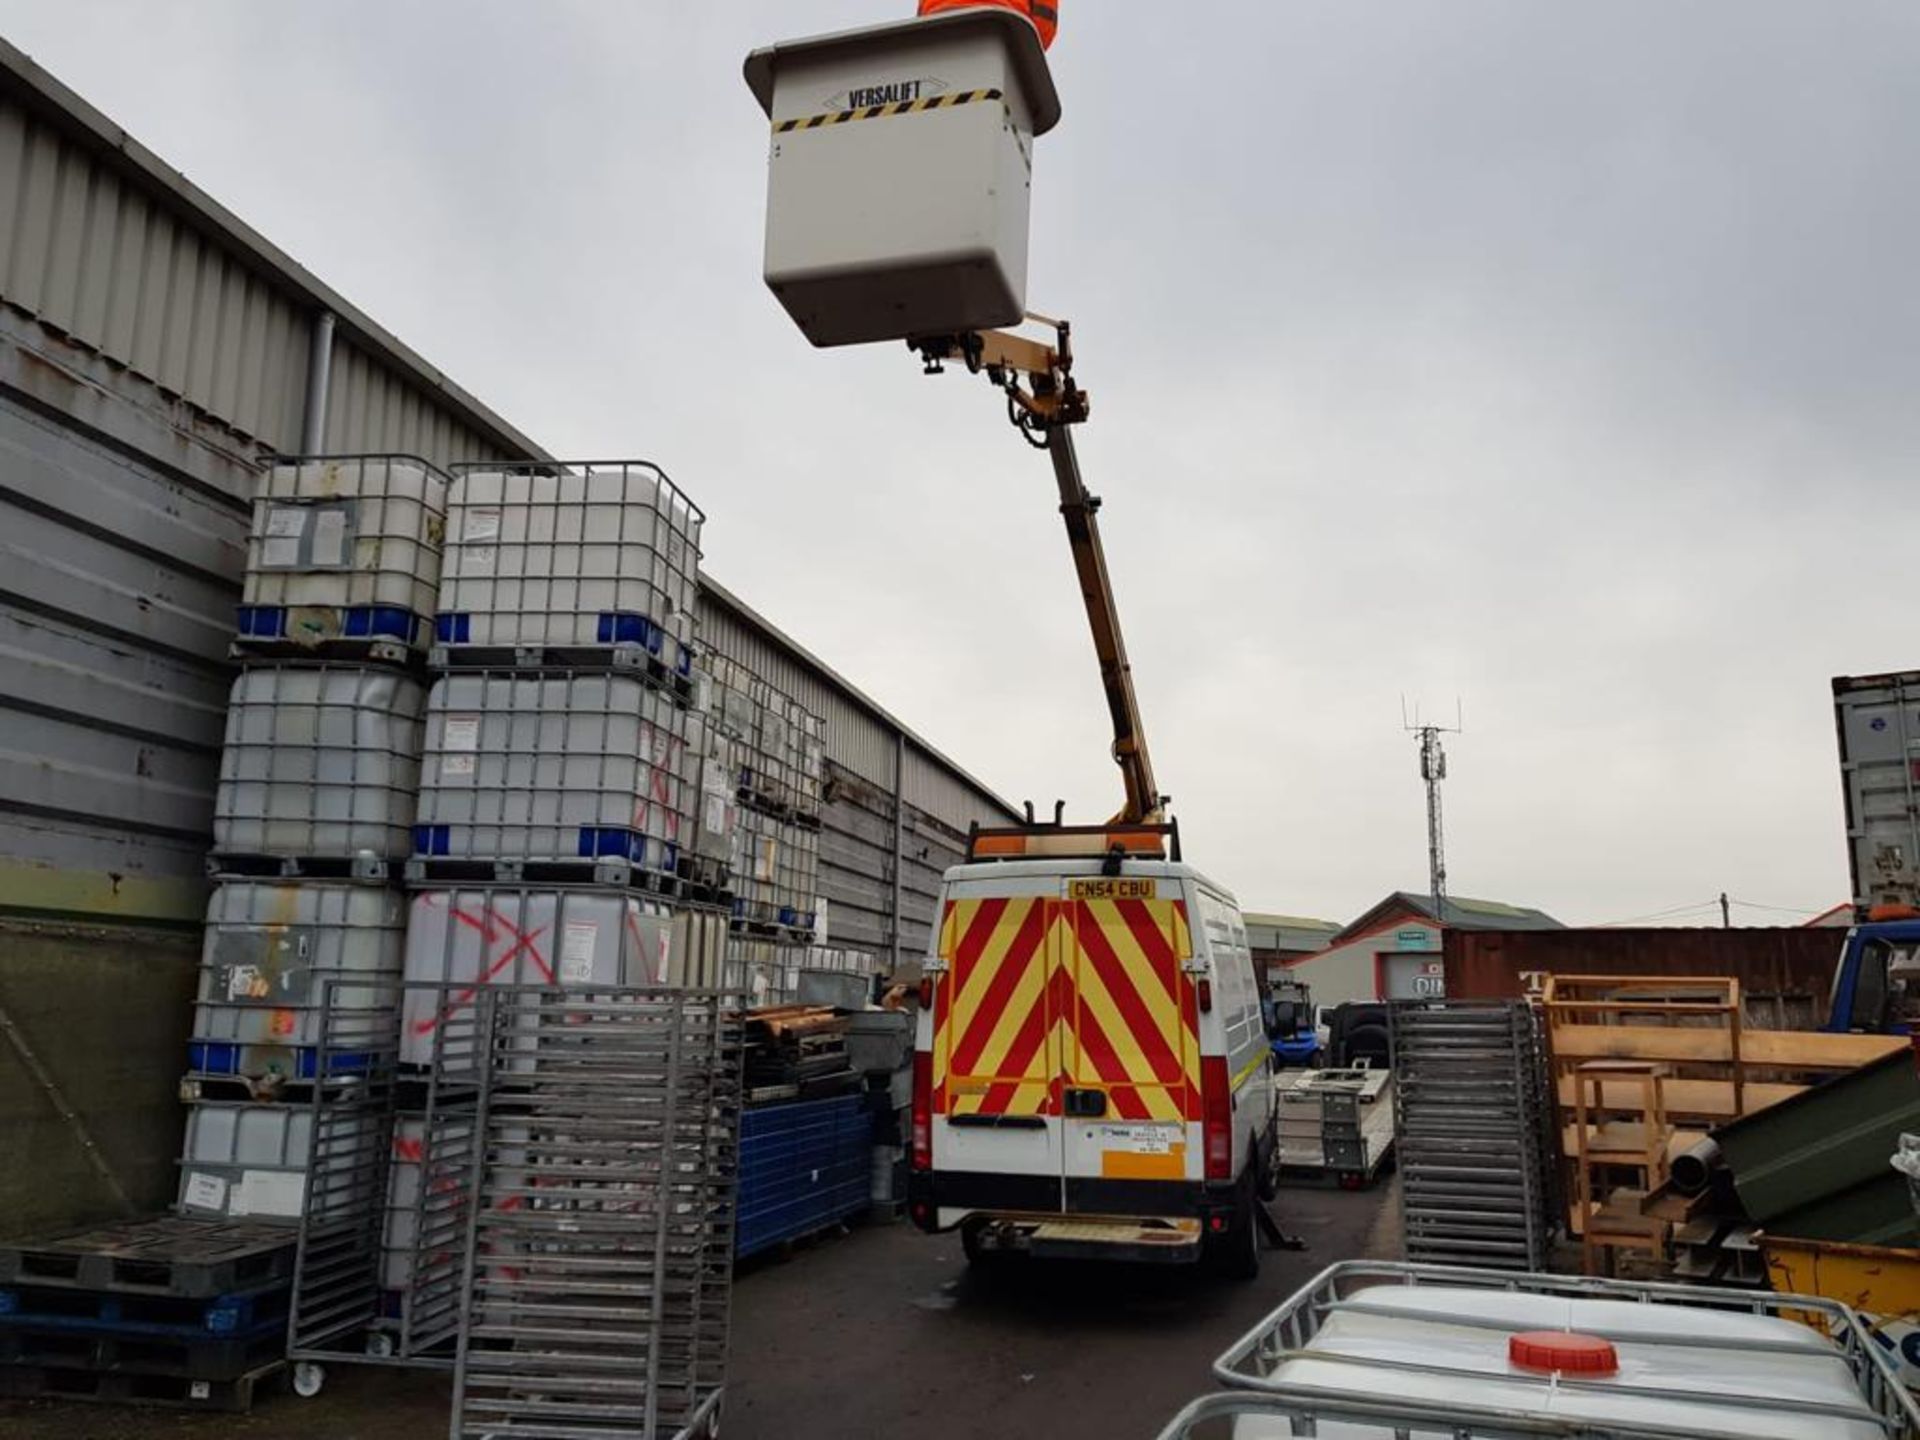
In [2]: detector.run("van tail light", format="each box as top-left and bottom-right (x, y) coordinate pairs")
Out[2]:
(1201, 1055), (1233, 1181)
(918, 976), (934, 1008)
(912, 1048), (934, 1172)
(1197, 977), (1213, 1014)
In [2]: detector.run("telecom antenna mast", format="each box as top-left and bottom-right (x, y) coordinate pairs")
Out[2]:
(1405, 703), (1463, 924)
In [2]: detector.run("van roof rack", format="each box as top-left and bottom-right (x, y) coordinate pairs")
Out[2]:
(965, 819), (1181, 864)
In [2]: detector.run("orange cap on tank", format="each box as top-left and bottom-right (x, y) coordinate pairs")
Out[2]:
(1508, 1332), (1619, 1376)
(917, 0), (1058, 50)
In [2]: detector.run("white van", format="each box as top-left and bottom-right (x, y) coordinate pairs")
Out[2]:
(908, 827), (1279, 1277)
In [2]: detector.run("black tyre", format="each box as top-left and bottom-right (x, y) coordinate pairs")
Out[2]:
(1207, 1176), (1261, 1282)
(1257, 1128), (1282, 1203)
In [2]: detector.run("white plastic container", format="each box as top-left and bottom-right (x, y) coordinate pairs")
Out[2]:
(1194, 1264), (1912, 1440)
(189, 881), (405, 1081)
(745, 9), (1062, 347)
(439, 463), (702, 656)
(212, 665), (426, 860)
(414, 673), (692, 873)
(379, 1112), (482, 1314)
(238, 456), (449, 648)
(400, 888), (674, 1066)
(176, 1102), (374, 1221)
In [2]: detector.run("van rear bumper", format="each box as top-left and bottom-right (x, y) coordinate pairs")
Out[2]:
(908, 1169), (1233, 1233)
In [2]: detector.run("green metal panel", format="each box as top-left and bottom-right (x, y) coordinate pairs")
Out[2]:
(0, 918), (198, 1240)
(1714, 1048), (1920, 1246)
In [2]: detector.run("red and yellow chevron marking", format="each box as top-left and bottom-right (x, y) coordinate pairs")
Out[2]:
(931, 894), (1198, 1123)
(1063, 897), (1200, 1123)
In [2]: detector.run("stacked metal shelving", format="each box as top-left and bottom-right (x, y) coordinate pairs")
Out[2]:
(1389, 1000), (1557, 1271)
(445, 984), (743, 1440)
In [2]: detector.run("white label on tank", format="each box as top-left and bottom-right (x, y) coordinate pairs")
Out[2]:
(463, 546), (497, 574)
(261, 536), (301, 568)
(265, 506), (308, 539)
(705, 795), (731, 834)
(561, 923), (598, 983)
(183, 1172), (227, 1212)
(463, 508), (501, 542)
(310, 508), (347, 567)
(444, 717), (481, 751)
(443, 754), (475, 777)
(236, 1170), (305, 1218)
(656, 929), (673, 985)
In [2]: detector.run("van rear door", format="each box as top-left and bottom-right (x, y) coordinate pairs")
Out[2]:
(1057, 878), (1201, 1187)
(930, 877), (1065, 1206)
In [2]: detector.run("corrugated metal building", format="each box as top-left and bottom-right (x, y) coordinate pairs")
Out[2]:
(0, 39), (1016, 1236)
(1281, 892), (1564, 1007)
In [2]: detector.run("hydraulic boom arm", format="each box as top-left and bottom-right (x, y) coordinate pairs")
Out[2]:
(912, 318), (1163, 824)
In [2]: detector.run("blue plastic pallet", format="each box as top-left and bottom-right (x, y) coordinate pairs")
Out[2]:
(735, 1094), (873, 1260)
(407, 827), (677, 877)
(0, 1281), (288, 1337)
(236, 603), (426, 646)
(433, 611), (694, 675)
(187, 1041), (372, 1081)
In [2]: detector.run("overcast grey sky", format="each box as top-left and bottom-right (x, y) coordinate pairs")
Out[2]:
(5, 1), (1913, 928)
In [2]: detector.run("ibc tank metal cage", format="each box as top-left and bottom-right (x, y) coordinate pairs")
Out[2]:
(439, 460), (706, 667)
(1158, 1259), (1920, 1440)
(237, 453), (452, 654)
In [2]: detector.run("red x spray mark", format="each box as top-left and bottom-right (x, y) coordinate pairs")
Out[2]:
(411, 903), (553, 1038)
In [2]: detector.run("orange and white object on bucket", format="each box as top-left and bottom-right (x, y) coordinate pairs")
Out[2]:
(917, 0), (1058, 50)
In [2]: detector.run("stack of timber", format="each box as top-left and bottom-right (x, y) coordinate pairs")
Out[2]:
(743, 1005), (855, 1101)
(1542, 974), (1908, 1278)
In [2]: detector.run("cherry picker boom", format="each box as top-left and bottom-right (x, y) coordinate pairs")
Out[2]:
(911, 317), (1165, 833)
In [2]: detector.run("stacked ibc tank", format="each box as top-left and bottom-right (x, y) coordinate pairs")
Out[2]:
(382, 461), (731, 1315)
(179, 456), (443, 1224)
(708, 655), (826, 1004)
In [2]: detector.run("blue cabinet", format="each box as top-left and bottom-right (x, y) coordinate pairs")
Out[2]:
(736, 1095), (873, 1260)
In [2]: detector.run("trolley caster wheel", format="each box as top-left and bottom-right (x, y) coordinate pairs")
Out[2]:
(293, 1361), (326, 1398)
(365, 1331), (396, 1359)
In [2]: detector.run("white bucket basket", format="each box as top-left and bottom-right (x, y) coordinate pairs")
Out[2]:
(746, 9), (1062, 347)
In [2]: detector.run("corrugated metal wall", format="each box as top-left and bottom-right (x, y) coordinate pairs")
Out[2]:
(0, 96), (310, 448)
(0, 310), (253, 920)
(0, 46), (1017, 1234)
(700, 589), (1018, 968)
(321, 336), (509, 467)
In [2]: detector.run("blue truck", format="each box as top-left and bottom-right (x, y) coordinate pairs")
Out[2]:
(1263, 980), (1322, 1066)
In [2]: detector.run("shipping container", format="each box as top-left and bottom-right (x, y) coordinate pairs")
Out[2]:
(212, 665), (427, 861)
(1443, 927), (1840, 1029)
(238, 455), (450, 650)
(439, 462), (702, 656)
(189, 881), (405, 1080)
(413, 673), (692, 873)
(1835, 671), (1920, 913)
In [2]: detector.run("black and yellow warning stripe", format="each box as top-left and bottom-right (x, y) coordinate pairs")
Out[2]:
(773, 88), (1004, 135)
